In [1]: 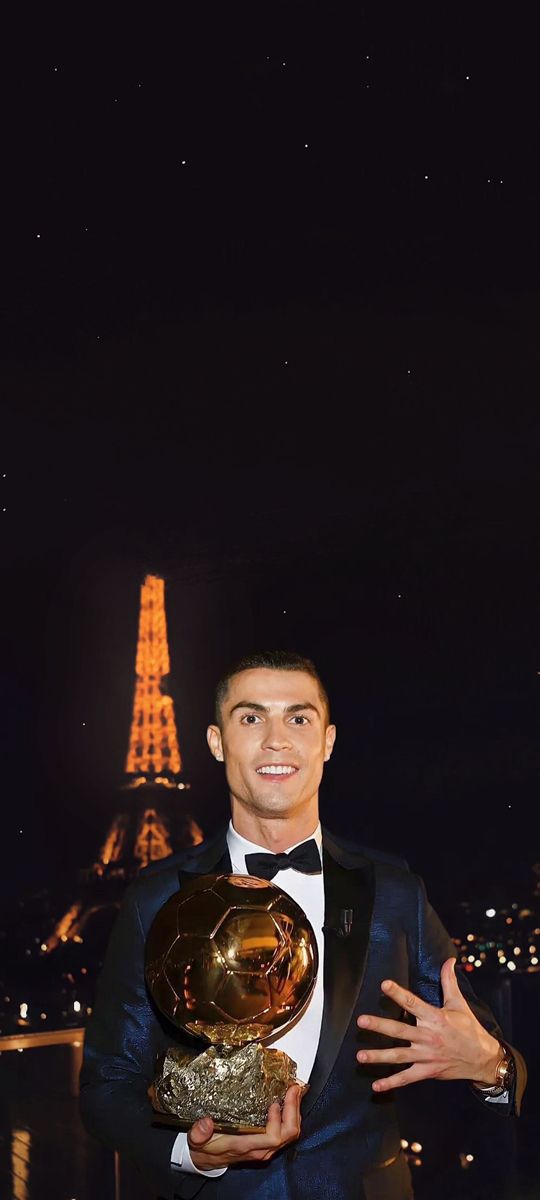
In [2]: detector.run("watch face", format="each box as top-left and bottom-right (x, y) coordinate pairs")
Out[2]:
(498, 1051), (514, 1088)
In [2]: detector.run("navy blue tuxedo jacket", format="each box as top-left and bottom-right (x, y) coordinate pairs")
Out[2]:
(79, 827), (527, 1200)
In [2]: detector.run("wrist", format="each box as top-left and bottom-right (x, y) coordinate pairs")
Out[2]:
(471, 1038), (503, 1087)
(184, 1143), (228, 1177)
(472, 1040), (515, 1096)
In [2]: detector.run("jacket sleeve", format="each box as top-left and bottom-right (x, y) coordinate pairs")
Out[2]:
(79, 881), (208, 1200)
(409, 873), (527, 1116)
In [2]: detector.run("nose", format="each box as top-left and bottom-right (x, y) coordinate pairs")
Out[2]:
(262, 719), (293, 752)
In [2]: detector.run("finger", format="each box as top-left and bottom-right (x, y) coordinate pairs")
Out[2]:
(248, 1088), (300, 1152)
(223, 1103), (281, 1155)
(202, 1089), (301, 1159)
(357, 1046), (420, 1065)
(379, 979), (435, 1019)
(188, 1116), (215, 1147)
(265, 1100), (284, 1140)
(357, 1014), (431, 1041)
(226, 1102), (283, 1156)
(441, 956), (470, 1010)
(371, 1063), (433, 1092)
(280, 1084), (302, 1140)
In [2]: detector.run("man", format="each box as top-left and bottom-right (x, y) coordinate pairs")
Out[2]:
(80, 650), (527, 1200)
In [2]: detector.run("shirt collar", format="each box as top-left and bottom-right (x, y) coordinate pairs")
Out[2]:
(227, 818), (323, 875)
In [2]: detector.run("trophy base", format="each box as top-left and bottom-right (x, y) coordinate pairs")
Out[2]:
(149, 1042), (306, 1133)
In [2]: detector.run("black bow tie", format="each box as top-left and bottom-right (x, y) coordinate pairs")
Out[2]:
(244, 838), (321, 881)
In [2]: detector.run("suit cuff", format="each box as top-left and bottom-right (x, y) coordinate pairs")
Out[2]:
(471, 1083), (509, 1104)
(171, 1131), (228, 1177)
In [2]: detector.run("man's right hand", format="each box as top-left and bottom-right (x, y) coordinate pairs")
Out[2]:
(187, 1084), (303, 1170)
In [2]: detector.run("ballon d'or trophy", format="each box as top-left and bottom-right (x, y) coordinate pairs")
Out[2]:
(145, 873), (319, 1132)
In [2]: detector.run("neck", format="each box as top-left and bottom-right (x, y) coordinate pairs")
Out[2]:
(230, 800), (320, 852)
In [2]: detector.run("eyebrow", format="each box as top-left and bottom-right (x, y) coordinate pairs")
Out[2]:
(228, 700), (321, 717)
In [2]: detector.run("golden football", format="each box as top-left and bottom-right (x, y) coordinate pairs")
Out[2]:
(144, 873), (318, 1042)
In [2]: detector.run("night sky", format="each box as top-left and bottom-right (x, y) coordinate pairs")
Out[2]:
(2, 10), (539, 926)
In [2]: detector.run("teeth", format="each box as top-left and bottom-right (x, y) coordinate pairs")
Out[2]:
(257, 766), (296, 775)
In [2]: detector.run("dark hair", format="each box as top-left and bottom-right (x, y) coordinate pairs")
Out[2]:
(214, 649), (331, 726)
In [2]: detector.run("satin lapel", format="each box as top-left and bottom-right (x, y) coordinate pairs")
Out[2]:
(177, 828), (231, 887)
(301, 842), (375, 1118)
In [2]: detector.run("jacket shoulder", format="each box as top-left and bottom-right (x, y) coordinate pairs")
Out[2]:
(323, 826), (410, 872)
(127, 827), (228, 915)
(360, 843), (410, 871)
(136, 825), (228, 880)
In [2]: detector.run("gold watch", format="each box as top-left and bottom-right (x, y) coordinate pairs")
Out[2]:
(481, 1042), (515, 1096)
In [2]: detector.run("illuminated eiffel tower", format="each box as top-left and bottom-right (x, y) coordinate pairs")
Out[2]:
(45, 574), (203, 953)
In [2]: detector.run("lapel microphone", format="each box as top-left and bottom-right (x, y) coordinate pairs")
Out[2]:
(339, 908), (354, 937)
(323, 908), (354, 937)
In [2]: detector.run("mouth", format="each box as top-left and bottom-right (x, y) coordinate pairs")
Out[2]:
(255, 765), (299, 779)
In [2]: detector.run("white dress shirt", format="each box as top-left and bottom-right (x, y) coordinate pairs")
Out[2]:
(171, 820), (325, 1176)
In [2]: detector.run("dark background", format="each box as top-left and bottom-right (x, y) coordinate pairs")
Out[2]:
(2, 7), (539, 927)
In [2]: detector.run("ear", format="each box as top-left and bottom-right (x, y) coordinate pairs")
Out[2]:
(324, 724), (337, 761)
(207, 724), (224, 762)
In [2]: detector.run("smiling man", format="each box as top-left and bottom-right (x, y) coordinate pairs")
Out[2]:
(207, 661), (336, 844)
(80, 650), (527, 1200)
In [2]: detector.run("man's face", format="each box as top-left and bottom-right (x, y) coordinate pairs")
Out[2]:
(207, 668), (336, 822)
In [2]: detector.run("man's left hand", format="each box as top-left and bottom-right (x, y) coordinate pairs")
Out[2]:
(356, 956), (501, 1092)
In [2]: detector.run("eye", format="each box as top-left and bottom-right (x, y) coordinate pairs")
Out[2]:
(240, 713), (261, 724)
(290, 714), (309, 725)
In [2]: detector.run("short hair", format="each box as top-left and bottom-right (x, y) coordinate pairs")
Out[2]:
(214, 649), (331, 726)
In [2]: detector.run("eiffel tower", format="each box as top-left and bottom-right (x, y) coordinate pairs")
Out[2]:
(45, 573), (203, 954)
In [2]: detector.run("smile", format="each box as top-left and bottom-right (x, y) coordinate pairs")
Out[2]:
(256, 766), (298, 776)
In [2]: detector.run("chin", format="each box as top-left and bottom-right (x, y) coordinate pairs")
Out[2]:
(253, 797), (292, 814)
(253, 794), (304, 819)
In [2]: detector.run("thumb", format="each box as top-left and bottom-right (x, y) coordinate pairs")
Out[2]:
(441, 956), (469, 1008)
(188, 1116), (215, 1147)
